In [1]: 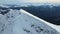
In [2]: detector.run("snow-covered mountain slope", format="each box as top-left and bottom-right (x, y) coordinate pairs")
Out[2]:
(0, 9), (60, 34)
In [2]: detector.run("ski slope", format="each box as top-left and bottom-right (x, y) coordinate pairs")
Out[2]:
(0, 9), (60, 34)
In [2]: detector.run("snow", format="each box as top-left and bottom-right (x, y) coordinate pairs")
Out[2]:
(0, 9), (60, 34)
(20, 9), (60, 33)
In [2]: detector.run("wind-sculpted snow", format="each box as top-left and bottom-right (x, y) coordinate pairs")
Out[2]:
(0, 9), (60, 34)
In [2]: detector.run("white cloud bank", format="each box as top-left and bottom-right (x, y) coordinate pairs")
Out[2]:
(0, 0), (60, 4)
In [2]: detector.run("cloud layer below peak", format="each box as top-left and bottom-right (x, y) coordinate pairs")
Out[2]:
(0, 0), (60, 6)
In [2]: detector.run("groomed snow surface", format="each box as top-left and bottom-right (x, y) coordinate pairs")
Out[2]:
(0, 9), (60, 34)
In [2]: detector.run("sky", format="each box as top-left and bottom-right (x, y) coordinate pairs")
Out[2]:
(0, 0), (60, 5)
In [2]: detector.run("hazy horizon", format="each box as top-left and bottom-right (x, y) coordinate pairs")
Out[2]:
(0, 0), (60, 4)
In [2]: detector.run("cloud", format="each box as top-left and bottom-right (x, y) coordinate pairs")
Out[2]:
(0, 0), (60, 5)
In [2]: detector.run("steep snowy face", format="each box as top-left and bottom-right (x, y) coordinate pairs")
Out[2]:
(0, 9), (60, 34)
(0, 9), (21, 34)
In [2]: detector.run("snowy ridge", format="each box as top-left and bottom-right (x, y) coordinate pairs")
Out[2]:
(0, 9), (60, 34)
(20, 9), (60, 33)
